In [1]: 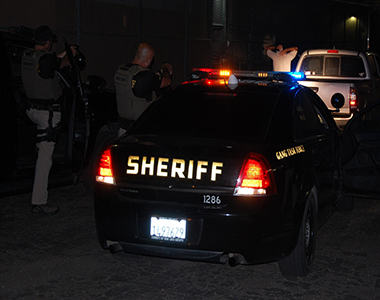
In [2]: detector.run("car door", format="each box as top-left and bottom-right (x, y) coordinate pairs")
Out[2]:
(367, 53), (380, 104)
(293, 89), (341, 219)
(341, 100), (380, 196)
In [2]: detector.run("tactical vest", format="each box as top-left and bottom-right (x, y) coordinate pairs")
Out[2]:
(22, 49), (62, 101)
(114, 64), (156, 121)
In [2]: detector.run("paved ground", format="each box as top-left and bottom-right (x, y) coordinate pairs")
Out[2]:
(0, 184), (379, 300)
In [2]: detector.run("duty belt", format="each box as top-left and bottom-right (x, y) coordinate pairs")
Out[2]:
(25, 98), (62, 112)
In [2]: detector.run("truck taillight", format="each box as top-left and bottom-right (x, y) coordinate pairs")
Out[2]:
(96, 147), (115, 185)
(349, 87), (358, 111)
(234, 153), (277, 196)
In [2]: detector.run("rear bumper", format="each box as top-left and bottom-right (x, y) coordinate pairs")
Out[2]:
(333, 113), (354, 128)
(114, 241), (226, 263)
(94, 184), (303, 264)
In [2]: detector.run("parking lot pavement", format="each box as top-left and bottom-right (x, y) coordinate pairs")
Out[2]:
(0, 183), (380, 300)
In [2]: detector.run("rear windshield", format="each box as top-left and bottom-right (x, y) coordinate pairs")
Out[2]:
(300, 55), (365, 77)
(132, 87), (279, 142)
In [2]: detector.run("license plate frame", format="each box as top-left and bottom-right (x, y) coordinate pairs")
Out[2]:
(150, 216), (186, 242)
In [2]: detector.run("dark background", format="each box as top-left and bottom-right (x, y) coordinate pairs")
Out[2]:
(1, 0), (379, 87)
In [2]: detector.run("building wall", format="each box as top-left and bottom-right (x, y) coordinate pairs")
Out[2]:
(1, 0), (378, 88)
(0, 0), (211, 88)
(223, 0), (374, 71)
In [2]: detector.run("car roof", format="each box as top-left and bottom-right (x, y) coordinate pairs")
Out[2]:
(178, 78), (298, 95)
(298, 49), (368, 58)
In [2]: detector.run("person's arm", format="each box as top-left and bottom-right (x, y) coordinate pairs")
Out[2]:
(265, 46), (277, 58)
(132, 70), (161, 100)
(37, 53), (61, 79)
(280, 47), (298, 56)
(57, 46), (78, 69)
(159, 63), (172, 88)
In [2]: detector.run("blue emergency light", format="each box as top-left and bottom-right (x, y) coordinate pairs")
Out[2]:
(288, 72), (305, 80)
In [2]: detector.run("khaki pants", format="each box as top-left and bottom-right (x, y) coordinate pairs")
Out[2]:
(26, 108), (61, 205)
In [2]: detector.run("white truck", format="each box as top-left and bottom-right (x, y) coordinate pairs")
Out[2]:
(295, 49), (380, 127)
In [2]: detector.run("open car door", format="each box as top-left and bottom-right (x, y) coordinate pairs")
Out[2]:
(341, 100), (380, 198)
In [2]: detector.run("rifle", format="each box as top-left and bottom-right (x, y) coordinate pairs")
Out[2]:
(63, 37), (90, 185)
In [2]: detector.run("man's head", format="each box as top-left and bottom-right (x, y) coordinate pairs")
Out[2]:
(34, 25), (56, 50)
(276, 44), (283, 51)
(133, 43), (155, 69)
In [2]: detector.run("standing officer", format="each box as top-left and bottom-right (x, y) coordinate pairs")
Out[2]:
(22, 25), (76, 214)
(114, 42), (172, 136)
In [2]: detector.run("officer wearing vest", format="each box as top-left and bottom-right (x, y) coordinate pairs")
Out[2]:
(22, 25), (76, 214)
(115, 42), (172, 136)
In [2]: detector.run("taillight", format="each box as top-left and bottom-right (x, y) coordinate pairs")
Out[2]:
(349, 87), (358, 112)
(96, 147), (115, 185)
(234, 153), (276, 196)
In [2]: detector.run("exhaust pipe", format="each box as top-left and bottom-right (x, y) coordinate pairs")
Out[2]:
(228, 254), (244, 267)
(108, 243), (123, 254)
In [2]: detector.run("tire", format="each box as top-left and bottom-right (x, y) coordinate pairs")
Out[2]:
(278, 192), (317, 277)
(81, 122), (118, 192)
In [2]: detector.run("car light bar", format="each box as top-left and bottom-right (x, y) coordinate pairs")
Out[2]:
(233, 70), (305, 81)
(189, 68), (305, 83)
(192, 68), (231, 78)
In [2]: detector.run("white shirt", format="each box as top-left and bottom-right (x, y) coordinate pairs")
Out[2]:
(267, 49), (297, 72)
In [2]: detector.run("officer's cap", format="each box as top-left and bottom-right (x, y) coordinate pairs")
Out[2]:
(34, 25), (57, 45)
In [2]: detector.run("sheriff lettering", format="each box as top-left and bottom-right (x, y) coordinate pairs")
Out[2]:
(126, 155), (223, 181)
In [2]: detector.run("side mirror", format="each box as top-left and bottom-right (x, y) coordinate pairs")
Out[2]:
(85, 75), (106, 94)
(331, 93), (345, 111)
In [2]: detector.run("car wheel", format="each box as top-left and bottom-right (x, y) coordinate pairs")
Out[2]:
(278, 192), (317, 277)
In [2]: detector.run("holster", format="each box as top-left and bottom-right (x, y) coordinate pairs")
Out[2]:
(26, 98), (62, 143)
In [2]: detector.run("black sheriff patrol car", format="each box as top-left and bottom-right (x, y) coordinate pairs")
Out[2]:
(93, 68), (380, 277)
(0, 27), (117, 195)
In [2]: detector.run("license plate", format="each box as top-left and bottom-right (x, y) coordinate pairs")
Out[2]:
(150, 217), (186, 242)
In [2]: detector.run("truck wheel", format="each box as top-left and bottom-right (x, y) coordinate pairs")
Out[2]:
(81, 123), (118, 192)
(278, 192), (317, 277)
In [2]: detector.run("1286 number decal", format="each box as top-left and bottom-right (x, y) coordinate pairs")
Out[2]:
(203, 195), (221, 205)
